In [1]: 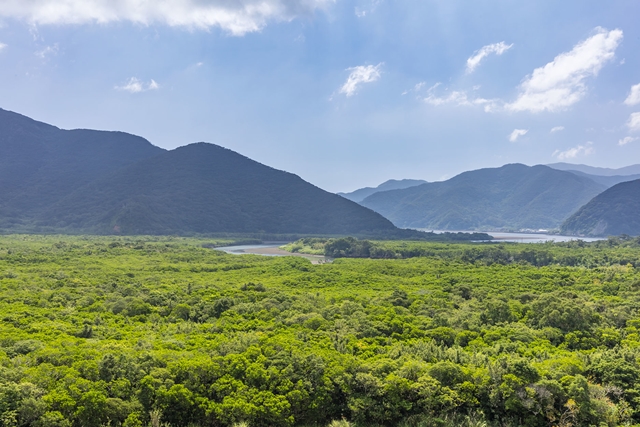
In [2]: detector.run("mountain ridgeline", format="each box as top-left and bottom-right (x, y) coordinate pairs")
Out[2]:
(0, 109), (400, 236)
(561, 179), (640, 236)
(360, 164), (606, 231)
(338, 179), (427, 203)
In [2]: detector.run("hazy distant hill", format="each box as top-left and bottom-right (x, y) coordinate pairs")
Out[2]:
(562, 170), (640, 188)
(0, 108), (164, 228)
(561, 179), (640, 236)
(547, 162), (640, 177)
(361, 164), (605, 230)
(338, 179), (427, 202)
(37, 142), (399, 235)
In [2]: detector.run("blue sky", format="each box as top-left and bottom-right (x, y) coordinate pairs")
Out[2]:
(0, 1), (639, 192)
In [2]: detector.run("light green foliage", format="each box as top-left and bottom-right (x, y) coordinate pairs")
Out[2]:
(1, 235), (640, 426)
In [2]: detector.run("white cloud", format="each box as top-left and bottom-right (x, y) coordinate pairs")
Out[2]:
(506, 27), (623, 113)
(339, 63), (382, 97)
(0, 0), (333, 36)
(619, 136), (638, 146)
(628, 112), (640, 132)
(0, 43), (6, 51)
(553, 142), (594, 160)
(550, 126), (565, 133)
(115, 77), (159, 93)
(466, 41), (513, 73)
(624, 83), (640, 106)
(508, 129), (528, 142)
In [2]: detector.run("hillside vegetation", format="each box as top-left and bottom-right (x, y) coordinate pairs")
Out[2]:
(562, 179), (640, 236)
(0, 109), (402, 237)
(361, 164), (605, 231)
(0, 108), (163, 230)
(2, 235), (640, 426)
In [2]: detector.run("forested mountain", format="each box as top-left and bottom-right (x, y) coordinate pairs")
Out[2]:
(0, 109), (402, 236)
(0, 108), (164, 229)
(338, 179), (427, 202)
(561, 179), (640, 236)
(37, 142), (398, 235)
(360, 164), (605, 230)
(547, 162), (640, 176)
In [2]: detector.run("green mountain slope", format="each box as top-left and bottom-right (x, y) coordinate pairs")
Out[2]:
(561, 179), (640, 236)
(0, 108), (164, 228)
(338, 179), (427, 202)
(360, 164), (605, 230)
(38, 142), (399, 235)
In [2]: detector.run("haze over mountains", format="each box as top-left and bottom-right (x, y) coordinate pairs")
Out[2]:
(359, 164), (607, 231)
(0, 109), (398, 236)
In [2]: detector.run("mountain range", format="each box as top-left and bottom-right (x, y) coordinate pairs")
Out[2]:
(359, 164), (606, 231)
(0, 108), (398, 236)
(547, 162), (640, 177)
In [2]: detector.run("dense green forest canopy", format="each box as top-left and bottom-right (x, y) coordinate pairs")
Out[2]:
(2, 235), (640, 426)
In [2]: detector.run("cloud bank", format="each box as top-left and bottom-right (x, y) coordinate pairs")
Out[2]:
(339, 63), (382, 97)
(625, 83), (640, 106)
(506, 27), (622, 113)
(0, 0), (334, 35)
(466, 42), (513, 74)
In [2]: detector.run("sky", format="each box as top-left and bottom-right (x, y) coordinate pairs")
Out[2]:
(0, 1), (639, 192)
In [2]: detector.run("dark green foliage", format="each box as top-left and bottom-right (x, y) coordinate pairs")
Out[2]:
(0, 109), (398, 236)
(37, 143), (399, 236)
(561, 178), (640, 236)
(360, 163), (605, 230)
(1, 235), (640, 426)
(0, 108), (163, 231)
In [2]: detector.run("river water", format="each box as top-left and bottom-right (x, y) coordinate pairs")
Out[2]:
(213, 232), (603, 260)
(425, 230), (604, 243)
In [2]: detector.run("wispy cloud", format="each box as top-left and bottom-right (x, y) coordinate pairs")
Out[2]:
(423, 86), (497, 111)
(466, 41), (513, 74)
(628, 112), (640, 132)
(619, 136), (638, 146)
(339, 63), (383, 97)
(355, 0), (382, 18)
(508, 129), (528, 142)
(0, 43), (6, 51)
(35, 43), (58, 59)
(624, 83), (640, 106)
(402, 81), (426, 96)
(506, 27), (622, 113)
(115, 77), (159, 93)
(0, 0), (333, 36)
(553, 142), (594, 160)
(550, 126), (565, 133)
